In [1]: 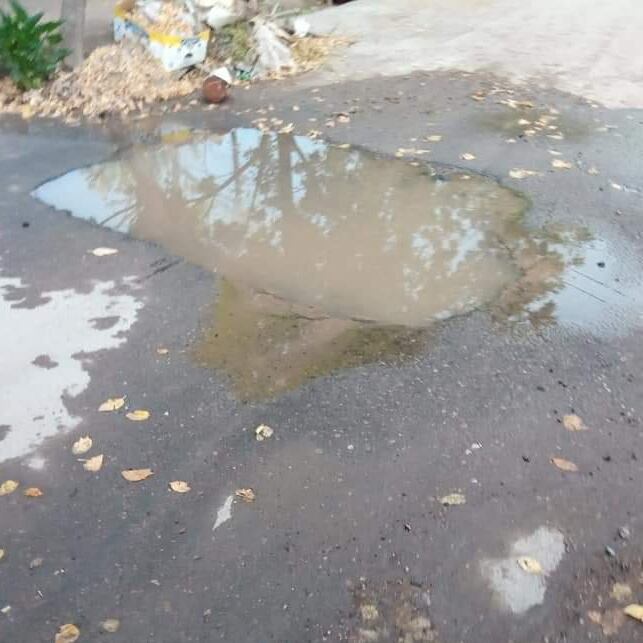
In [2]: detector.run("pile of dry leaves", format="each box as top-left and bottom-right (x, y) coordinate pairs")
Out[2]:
(0, 33), (344, 123)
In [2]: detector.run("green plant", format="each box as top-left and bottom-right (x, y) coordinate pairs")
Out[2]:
(0, 0), (69, 90)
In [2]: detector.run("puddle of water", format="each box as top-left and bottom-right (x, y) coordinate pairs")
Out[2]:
(31, 127), (641, 398)
(194, 278), (427, 399)
(0, 272), (142, 463)
(480, 526), (565, 614)
(33, 127), (529, 326)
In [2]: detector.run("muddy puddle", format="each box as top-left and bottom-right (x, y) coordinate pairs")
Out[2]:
(32, 128), (642, 398)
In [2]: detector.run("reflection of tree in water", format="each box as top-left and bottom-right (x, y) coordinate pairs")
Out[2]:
(82, 128), (547, 325)
(71, 128), (588, 399)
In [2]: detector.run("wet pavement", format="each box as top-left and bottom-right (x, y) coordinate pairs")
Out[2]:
(1, 70), (643, 642)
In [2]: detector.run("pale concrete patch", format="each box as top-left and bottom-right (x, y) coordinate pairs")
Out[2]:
(0, 271), (143, 462)
(306, 0), (643, 108)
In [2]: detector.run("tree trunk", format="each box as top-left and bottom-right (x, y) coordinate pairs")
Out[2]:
(61, 0), (87, 68)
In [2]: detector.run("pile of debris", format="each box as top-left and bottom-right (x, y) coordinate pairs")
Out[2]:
(0, 0), (346, 122)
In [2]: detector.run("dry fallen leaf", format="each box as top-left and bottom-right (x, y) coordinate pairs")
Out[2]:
(439, 493), (466, 506)
(587, 166), (599, 175)
(126, 409), (150, 422)
(547, 133), (564, 140)
(98, 397), (125, 412)
(0, 549), (5, 562)
(83, 454), (104, 472)
(624, 603), (643, 622)
(0, 480), (19, 496)
(169, 480), (191, 493)
(121, 468), (154, 482)
(460, 153), (476, 161)
(611, 582), (633, 602)
(509, 169), (540, 179)
(517, 556), (543, 574)
(71, 435), (93, 455)
(235, 488), (256, 503)
(90, 247), (118, 257)
(255, 424), (274, 441)
(101, 618), (120, 633)
(426, 134), (442, 142)
(551, 457), (579, 472)
(24, 487), (43, 497)
(517, 118), (531, 126)
(156, 347), (169, 355)
(552, 159), (573, 170)
(55, 623), (80, 643)
(563, 414), (587, 432)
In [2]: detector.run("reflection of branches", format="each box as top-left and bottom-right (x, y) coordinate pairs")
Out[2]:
(68, 128), (572, 327)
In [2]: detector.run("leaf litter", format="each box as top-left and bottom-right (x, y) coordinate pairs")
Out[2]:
(126, 409), (150, 422)
(439, 493), (466, 506)
(551, 457), (579, 472)
(98, 397), (125, 412)
(255, 424), (274, 441)
(23, 487), (43, 497)
(101, 618), (120, 633)
(624, 604), (643, 622)
(83, 454), (104, 472)
(55, 624), (80, 643)
(71, 435), (93, 455)
(552, 159), (573, 170)
(169, 480), (191, 493)
(517, 556), (543, 574)
(0, 480), (19, 496)
(235, 488), (256, 503)
(121, 468), (154, 482)
(563, 414), (587, 431)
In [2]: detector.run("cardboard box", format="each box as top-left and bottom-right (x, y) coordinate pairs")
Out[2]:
(114, 1), (210, 72)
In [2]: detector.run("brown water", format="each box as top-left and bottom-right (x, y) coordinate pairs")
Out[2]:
(35, 127), (625, 399)
(34, 127), (528, 325)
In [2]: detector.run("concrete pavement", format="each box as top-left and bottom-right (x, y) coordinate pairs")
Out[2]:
(1, 2), (643, 642)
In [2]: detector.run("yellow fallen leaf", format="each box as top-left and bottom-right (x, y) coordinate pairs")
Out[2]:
(71, 435), (93, 455)
(552, 159), (573, 169)
(517, 556), (543, 574)
(611, 582), (633, 602)
(24, 487), (43, 497)
(126, 410), (150, 422)
(83, 454), (104, 472)
(563, 414), (587, 431)
(460, 153), (476, 161)
(439, 493), (466, 506)
(0, 480), (19, 496)
(90, 247), (118, 257)
(0, 549), (5, 561)
(255, 424), (274, 441)
(98, 397), (125, 412)
(235, 488), (256, 503)
(156, 347), (169, 355)
(518, 118), (531, 126)
(101, 618), (120, 633)
(624, 604), (643, 622)
(169, 480), (190, 493)
(121, 468), (154, 482)
(55, 623), (80, 643)
(551, 457), (579, 472)
(426, 134), (442, 142)
(509, 169), (540, 179)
